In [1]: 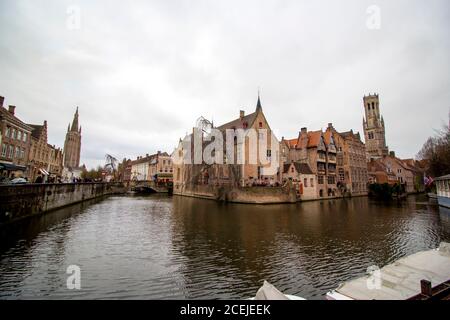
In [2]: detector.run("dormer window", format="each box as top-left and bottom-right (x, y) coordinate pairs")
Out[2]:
(259, 122), (263, 128)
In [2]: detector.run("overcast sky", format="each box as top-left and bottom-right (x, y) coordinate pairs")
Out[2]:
(0, 0), (449, 168)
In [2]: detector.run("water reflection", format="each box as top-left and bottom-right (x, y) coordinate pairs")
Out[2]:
(0, 194), (448, 299)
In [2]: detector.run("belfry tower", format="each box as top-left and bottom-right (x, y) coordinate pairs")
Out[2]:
(362, 93), (389, 160)
(63, 107), (82, 168)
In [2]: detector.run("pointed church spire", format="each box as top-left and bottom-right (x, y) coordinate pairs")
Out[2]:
(256, 90), (262, 112)
(70, 107), (79, 132)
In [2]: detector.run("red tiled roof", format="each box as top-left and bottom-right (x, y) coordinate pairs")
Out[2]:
(287, 138), (298, 148)
(323, 130), (332, 145)
(28, 124), (44, 139)
(307, 131), (322, 148)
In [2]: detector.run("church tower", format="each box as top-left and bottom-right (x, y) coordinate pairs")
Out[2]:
(362, 93), (388, 160)
(63, 107), (82, 168)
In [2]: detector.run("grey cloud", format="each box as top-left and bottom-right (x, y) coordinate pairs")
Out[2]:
(0, 0), (449, 168)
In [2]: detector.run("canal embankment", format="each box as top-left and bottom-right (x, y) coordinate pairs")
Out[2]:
(174, 184), (298, 204)
(0, 182), (126, 225)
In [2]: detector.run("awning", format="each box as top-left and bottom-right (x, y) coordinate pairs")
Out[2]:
(39, 168), (50, 175)
(0, 162), (27, 171)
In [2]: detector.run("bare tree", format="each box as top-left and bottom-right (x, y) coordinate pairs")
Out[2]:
(417, 115), (450, 177)
(104, 154), (118, 180)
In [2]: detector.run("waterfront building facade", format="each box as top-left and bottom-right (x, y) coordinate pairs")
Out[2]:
(173, 96), (282, 197)
(0, 97), (33, 178)
(325, 124), (368, 196)
(362, 93), (389, 160)
(148, 151), (173, 183)
(401, 158), (425, 192)
(130, 154), (153, 181)
(129, 151), (173, 182)
(282, 161), (316, 200)
(367, 159), (398, 185)
(63, 107), (82, 169)
(27, 120), (64, 181)
(282, 128), (339, 198)
(368, 154), (416, 193)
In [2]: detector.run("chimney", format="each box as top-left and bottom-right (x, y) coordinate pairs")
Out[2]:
(328, 123), (333, 129)
(301, 127), (307, 134)
(239, 110), (245, 119)
(0, 96), (4, 107)
(157, 150), (161, 154)
(389, 151), (396, 158)
(8, 105), (16, 115)
(44, 120), (47, 127)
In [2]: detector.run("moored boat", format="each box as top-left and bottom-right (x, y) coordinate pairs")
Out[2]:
(326, 242), (450, 300)
(250, 281), (306, 300)
(435, 175), (450, 208)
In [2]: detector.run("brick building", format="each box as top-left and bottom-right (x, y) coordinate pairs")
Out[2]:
(325, 123), (368, 196)
(27, 120), (64, 181)
(0, 96), (33, 178)
(282, 161), (316, 200)
(367, 154), (416, 193)
(281, 127), (339, 198)
(130, 151), (173, 183)
(148, 151), (173, 183)
(173, 95), (281, 196)
(363, 93), (389, 160)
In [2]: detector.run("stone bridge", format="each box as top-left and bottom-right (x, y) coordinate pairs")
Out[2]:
(131, 181), (173, 194)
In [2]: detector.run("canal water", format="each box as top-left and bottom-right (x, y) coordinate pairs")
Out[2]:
(0, 194), (449, 299)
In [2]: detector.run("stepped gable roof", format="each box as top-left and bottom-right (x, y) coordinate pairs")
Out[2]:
(28, 124), (44, 139)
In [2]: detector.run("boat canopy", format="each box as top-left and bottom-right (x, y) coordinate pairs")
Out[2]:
(328, 242), (450, 300)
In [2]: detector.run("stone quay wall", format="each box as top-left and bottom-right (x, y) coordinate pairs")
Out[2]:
(174, 184), (297, 204)
(0, 183), (125, 225)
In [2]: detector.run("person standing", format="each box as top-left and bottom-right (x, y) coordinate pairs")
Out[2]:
(35, 173), (43, 183)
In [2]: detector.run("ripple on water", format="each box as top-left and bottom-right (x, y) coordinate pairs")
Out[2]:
(0, 195), (448, 299)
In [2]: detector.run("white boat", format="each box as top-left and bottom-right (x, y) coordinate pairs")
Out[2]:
(326, 242), (450, 300)
(435, 175), (450, 208)
(250, 280), (306, 300)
